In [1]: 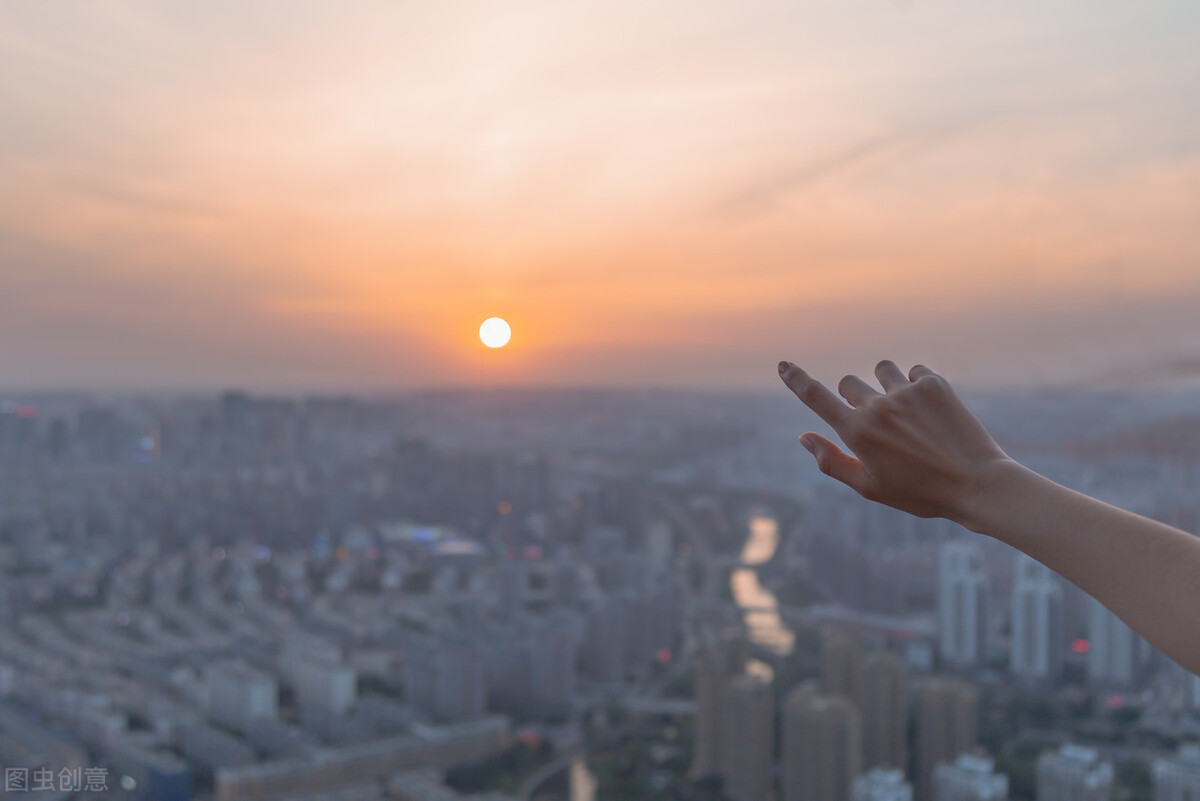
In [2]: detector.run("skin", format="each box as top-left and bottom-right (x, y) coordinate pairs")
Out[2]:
(779, 359), (1200, 677)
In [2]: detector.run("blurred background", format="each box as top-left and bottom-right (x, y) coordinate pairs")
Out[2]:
(2, 2), (1199, 800)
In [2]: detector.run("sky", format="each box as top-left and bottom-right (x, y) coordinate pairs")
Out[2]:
(2, 1), (1199, 392)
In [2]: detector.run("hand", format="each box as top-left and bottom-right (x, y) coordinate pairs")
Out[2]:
(778, 360), (1013, 523)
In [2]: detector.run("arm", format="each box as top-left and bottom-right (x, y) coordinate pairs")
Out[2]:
(778, 359), (1200, 676)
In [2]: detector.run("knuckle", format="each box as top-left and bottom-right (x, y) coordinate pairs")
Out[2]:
(860, 397), (895, 423)
(915, 374), (945, 393)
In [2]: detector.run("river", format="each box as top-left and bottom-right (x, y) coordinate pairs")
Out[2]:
(729, 513), (795, 679)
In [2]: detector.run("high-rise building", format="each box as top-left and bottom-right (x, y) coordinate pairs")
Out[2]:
(404, 635), (486, 724)
(529, 614), (580, 720)
(783, 683), (862, 801)
(206, 662), (278, 734)
(1036, 744), (1113, 801)
(1187, 672), (1200, 713)
(1087, 599), (1144, 687)
(917, 677), (979, 801)
(934, 753), (1008, 801)
(293, 659), (356, 721)
(862, 651), (908, 772)
(723, 673), (775, 801)
(1153, 743), (1200, 801)
(581, 596), (627, 683)
(939, 540), (990, 668)
(822, 625), (865, 705)
(691, 628), (747, 779)
(853, 767), (913, 801)
(1010, 554), (1064, 682)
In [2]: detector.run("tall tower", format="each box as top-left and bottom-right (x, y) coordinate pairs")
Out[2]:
(938, 540), (990, 668)
(1010, 554), (1064, 682)
(1036, 745), (1113, 801)
(862, 650), (908, 772)
(1187, 672), (1200, 713)
(783, 683), (862, 801)
(917, 677), (979, 801)
(822, 625), (865, 705)
(529, 614), (580, 720)
(691, 628), (747, 780)
(404, 635), (486, 724)
(1087, 599), (1145, 687)
(723, 673), (775, 801)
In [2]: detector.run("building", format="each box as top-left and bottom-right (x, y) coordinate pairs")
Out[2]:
(1087, 599), (1144, 687)
(293, 658), (357, 721)
(690, 628), (747, 779)
(527, 614), (579, 720)
(1036, 744), (1113, 801)
(279, 633), (342, 685)
(822, 625), (865, 705)
(723, 673), (775, 801)
(783, 683), (862, 801)
(862, 650), (908, 772)
(917, 677), (979, 801)
(405, 636), (486, 724)
(938, 540), (990, 668)
(580, 597), (627, 684)
(934, 753), (1008, 801)
(1153, 744), (1200, 801)
(206, 662), (278, 734)
(178, 723), (257, 774)
(1010, 554), (1063, 682)
(853, 767), (913, 801)
(1187, 673), (1200, 713)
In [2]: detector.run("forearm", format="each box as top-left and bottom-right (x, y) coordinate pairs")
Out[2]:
(959, 459), (1200, 675)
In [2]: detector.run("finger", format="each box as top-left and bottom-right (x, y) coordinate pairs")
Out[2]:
(837, 374), (880, 408)
(875, 360), (908, 392)
(779, 362), (852, 430)
(909, 364), (938, 381)
(799, 433), (873, 496)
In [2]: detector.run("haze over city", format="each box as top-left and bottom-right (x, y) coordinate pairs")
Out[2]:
(4, 5), (1200, 801)
(4, 1), (1200, 391)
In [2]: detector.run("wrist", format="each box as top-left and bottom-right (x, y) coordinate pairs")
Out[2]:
(949, 456), (1028, 536)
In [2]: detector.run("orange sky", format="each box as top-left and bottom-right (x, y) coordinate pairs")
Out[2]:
(3, 1), (1200, 391)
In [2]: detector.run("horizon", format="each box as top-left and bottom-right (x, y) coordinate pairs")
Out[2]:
(8, 375), (1200, 400)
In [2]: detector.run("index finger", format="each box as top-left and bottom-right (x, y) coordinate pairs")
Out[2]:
(778, 361), (853, 431)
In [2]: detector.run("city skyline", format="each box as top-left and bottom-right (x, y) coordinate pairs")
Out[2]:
(3, 361), (1200, 800)
(3, 2), (1200, 391)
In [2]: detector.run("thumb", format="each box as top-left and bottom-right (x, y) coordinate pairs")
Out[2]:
(800, 432), (872, 496)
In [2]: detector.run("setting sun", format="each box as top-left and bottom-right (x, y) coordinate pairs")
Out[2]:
(479, 317), (512, 349)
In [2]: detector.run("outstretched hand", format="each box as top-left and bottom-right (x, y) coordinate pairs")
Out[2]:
(778, 360), (1013, 524)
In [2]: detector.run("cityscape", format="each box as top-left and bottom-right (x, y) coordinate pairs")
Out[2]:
(4, 2), (1200, 801)
(1, 385), (1199, 800)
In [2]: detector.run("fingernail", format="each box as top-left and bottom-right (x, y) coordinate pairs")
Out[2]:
(799, 435), (816, 454)
(778, 361), (790, 374)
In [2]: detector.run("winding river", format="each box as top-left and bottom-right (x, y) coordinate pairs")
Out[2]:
(730, 513), (795, 679)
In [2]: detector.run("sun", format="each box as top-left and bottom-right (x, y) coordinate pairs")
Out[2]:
(479, 317), (511, 348)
